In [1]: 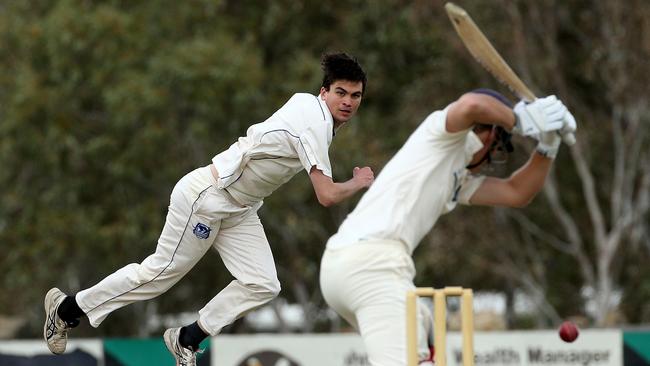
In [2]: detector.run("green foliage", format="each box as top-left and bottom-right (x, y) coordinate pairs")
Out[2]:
(1, 0), (648, 336)
(0, 1), (265, 334)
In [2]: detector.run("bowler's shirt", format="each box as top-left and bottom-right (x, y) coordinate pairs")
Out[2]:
(212, 93), (334, 205)
(327, 106), (486, 254)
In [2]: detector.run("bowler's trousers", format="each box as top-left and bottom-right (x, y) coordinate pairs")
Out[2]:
(76, 165), (280, 334)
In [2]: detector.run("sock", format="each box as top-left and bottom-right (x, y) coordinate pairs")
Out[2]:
(57, 295), (85, 327)
(179, 321), (208, 351)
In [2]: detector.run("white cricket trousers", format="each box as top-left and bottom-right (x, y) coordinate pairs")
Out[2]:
(320, 240), (432, 366)
(76, 165), (280, 334)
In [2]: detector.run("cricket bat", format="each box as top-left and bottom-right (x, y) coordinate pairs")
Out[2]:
(445, 2), (575, 145)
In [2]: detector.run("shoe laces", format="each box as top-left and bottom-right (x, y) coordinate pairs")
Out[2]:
(46, 309), (70, 339)
(178, 345), (204, 366)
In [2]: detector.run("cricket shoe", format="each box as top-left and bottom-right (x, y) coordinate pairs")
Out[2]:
(164, 327), (202, 366)
(43, 288), (71, 354)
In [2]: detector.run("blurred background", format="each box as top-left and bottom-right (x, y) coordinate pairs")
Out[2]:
(1, 0), (649, 343)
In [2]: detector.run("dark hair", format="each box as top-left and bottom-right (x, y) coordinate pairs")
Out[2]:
(321, 52), (367, 94)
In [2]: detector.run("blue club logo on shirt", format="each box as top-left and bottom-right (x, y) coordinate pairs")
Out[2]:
(193, 223), (211, 239)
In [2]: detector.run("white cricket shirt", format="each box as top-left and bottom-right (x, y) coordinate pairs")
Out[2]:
(327, 106), (486, 254)
(212, 93), (334, 205)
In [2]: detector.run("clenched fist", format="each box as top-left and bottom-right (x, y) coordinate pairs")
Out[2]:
(353, 166), (374, 188)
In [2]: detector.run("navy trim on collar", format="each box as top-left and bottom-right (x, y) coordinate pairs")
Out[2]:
(315, 95), (336, 137)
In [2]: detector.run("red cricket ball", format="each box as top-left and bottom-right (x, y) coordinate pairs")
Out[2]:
(558, 321), (579, 343)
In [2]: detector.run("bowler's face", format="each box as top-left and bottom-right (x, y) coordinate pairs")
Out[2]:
(320, 80), (364, 127)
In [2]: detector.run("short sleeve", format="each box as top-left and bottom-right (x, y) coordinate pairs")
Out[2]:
(297, 122), (333, 177)
(457, 173), (486, 205)
(429, 107), (451, 135)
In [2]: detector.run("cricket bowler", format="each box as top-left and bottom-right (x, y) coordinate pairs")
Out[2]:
(44, 52), (374, 366)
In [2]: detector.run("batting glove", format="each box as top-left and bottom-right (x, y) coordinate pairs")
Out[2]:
(560, 109), (577, 145)
(512, 96), (567, 136)
(534, 131), (563, 159)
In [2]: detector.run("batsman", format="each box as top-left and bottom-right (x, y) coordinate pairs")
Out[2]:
(319, 88), (577, 365)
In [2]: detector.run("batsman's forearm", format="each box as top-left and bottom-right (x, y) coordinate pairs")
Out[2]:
(506, 152), (553, 205)
(450, 93), (517, 132)
(473, 97), (517, 131)
(460, 93), (516, 131)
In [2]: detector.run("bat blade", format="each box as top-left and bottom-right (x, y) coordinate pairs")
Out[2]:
(445, 2), (535, 102)
(445, 2), (576, 145)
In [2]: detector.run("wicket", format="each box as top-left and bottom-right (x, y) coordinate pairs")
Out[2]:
(406, 287), (474, 366)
